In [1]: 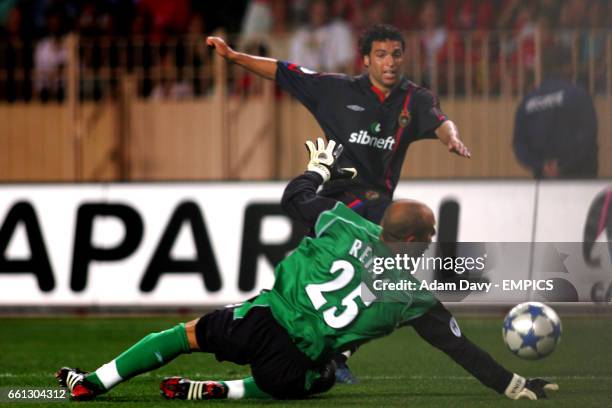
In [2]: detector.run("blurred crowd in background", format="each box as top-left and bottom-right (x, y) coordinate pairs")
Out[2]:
(0, 0), (611, 101)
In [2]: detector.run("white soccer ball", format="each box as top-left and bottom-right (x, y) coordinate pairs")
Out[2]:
(502, 302), (562, 360)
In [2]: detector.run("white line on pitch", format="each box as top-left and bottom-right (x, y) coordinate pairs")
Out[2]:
(3, 373), (612, 381)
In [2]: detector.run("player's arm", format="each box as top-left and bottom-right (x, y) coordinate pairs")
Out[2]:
(206, 36), (277, 80)
(207, 36), (330, 111)
(435, 120), (471, 158)
(281, 139), (357, 228)
(410, 303), (558, 400)
(281, 172), (336, 228)
(413, 88), (471, 158)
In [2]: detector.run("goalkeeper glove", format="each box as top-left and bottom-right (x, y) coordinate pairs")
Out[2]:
(504, 374), (559, 400)
(305, 138), (357, 183)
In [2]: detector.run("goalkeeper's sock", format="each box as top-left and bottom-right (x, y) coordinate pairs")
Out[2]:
(85, 323), (190, 391)
(222, 377), (270, 399)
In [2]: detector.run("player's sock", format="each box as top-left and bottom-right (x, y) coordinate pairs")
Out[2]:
(222, 377), (270, 399)
(85, 323), (190, 391)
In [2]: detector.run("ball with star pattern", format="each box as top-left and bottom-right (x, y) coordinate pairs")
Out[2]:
(502, 302), (562, 360)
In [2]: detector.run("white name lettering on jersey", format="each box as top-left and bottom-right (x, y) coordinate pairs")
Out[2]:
(525, 90), (564, 113)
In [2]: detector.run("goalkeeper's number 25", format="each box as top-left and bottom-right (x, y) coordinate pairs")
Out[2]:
(305, 260), (376, 328)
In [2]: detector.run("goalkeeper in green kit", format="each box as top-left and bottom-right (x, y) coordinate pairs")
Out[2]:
(56, 139), (558, 401)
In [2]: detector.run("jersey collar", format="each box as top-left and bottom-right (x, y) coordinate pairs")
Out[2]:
(357, 74), (410, 103)
(370, 84), (387, 102)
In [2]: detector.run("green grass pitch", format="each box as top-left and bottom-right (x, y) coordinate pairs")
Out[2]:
(1, 314), (611, 407)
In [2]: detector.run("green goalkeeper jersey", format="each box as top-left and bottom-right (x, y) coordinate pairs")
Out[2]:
(235, 202), (437, 363)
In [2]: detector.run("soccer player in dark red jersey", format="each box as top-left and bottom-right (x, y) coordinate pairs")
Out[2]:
(207, 24), (470, 224)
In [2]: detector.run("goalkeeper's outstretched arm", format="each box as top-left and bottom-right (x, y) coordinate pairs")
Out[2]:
(281, 172), (336, 229)
(281, 138), (356, 229)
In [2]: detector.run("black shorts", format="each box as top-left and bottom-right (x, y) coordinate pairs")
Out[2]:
(195, 306), (334, 399)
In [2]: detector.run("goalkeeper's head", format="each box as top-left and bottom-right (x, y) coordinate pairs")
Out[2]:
(380, 200), (436, 244)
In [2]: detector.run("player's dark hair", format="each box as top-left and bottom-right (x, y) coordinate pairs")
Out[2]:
(358, 24), (405, 56)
